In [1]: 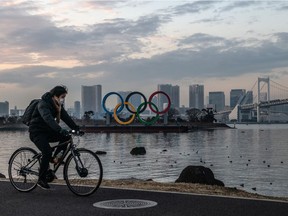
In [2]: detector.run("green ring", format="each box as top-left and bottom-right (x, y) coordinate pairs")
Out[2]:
(136, 102), (160, 126)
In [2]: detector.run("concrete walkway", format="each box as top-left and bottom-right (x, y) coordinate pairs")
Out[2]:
(0, 180), (287, 216)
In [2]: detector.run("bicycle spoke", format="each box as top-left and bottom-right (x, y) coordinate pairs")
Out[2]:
(64, 149), (103, 196)
(8, 148), (40, 192)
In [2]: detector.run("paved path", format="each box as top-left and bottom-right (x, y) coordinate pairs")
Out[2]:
(0, 180), (287, 216)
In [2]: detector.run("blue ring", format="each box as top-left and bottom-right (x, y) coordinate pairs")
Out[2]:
(102, 92), (124, 115)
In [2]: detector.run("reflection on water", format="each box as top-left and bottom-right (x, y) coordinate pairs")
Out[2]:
(0, 125), (288, 197)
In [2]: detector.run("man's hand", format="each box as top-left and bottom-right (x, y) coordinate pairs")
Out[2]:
(59, 128), (70, 136)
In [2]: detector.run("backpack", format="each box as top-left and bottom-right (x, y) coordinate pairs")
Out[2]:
(22, 99), (41, 126)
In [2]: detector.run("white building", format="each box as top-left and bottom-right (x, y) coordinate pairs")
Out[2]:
(81, 85), (102, 118)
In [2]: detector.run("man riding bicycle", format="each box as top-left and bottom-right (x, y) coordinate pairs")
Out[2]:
(29, 85), (80, 190)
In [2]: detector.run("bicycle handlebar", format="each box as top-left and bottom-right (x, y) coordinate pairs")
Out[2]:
(70, 130), (85, 136)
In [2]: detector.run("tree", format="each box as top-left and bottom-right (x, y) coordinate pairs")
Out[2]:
(186, 108), (201, 122)
(168, 108), (179, 121)
(199, 108), (216, 123)
(83, 111), (94, 121)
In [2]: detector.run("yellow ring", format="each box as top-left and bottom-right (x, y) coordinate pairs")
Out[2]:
(113, 102), (136, 125)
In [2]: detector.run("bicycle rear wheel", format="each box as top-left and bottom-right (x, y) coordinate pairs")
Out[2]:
(64, 148), (103, 196)
(8, 147), (40, 192)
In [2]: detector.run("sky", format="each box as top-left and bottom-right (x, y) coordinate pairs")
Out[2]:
(1, 0), (288, 109)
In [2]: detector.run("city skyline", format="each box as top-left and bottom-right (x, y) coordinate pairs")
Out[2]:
(0, 1), (288, 109)
(0, 82), (275, 113)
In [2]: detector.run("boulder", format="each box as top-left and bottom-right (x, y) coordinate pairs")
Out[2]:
(0, 173), (6, 178)
(130, 147), (146, 155)
(175, 166), (224, 186)
(95, 151), (107, 155)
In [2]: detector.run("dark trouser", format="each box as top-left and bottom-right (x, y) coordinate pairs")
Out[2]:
(29, 132), (71, 181)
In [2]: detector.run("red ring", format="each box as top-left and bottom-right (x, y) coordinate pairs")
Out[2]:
(148, 91), (171, 114)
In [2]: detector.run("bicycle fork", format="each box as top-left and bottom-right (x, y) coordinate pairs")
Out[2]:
(71, 149), (88, 178)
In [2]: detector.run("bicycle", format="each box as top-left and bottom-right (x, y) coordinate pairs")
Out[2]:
(8, 130), (103, 196)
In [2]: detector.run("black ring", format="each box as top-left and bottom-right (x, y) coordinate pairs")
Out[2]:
(125, 91), (147, 114)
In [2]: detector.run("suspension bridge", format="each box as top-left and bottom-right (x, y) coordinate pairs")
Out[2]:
(228, 77), (288, 123)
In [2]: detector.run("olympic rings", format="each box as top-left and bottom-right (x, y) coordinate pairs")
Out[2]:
(102, 91), (171, 125)
(125, 91), (147, 114)
(113, 102), (136, 125)
(102, 92), (124, 115)
(148, 91), (171, 114)
(136, 102), (159, 125)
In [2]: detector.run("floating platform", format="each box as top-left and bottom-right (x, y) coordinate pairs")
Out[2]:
(0, 123), (230, 133)
(82, 125), (189, 133)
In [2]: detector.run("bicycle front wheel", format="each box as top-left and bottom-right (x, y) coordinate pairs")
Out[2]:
(64, 148), (103, 196)
(8, 147), (40, 192)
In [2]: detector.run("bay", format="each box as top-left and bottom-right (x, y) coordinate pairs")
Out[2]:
(0, 124), (288, 198)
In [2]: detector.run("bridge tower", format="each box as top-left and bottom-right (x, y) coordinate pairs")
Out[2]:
(257, 77), (270, 122)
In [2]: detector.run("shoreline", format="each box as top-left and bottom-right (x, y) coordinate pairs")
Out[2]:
(100, 179), (288, 202)
(1, 176), (286, 202)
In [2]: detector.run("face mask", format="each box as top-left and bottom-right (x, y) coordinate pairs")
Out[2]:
(59, 98), (65, 105)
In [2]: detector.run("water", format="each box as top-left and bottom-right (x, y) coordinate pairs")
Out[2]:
(0, 124), (288, 198)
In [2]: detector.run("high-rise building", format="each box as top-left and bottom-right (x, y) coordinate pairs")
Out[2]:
(0, 101), (9, 117)
(157, 84), (180, 109)
(117, 91), (142, 113)
(209, 91), (225, 112)
(172, 85), (180, 109)
(81, 85), (102, 117)
(117, 91), (131, 105)
(189, 84), (204, 110)
(230, 89), (246, 108)
(95, 85), (102, 114)
(157, 84), (172, 110)
(74, 101), (81, 119)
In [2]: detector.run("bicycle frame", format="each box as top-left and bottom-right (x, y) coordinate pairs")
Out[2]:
(51, 138), (73, 173)
(19, 135), (80, 178)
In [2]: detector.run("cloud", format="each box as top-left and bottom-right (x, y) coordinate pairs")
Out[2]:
(279, 5), (288, 10)
(171, 1), (217, 15)
(190, 16), (224, 24)
(178, 33), (236, 48)
(0, 2), (167, 65)
(2, 32), (288, 88)
(1, 1), (288, 107)
(80, 0), (130, 8)
(220, 1), (261, 12)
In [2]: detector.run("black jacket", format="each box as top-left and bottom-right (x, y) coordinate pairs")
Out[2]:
(29, 92), (78, 134)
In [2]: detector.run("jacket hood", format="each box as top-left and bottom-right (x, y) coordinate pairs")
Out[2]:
(41, 92), (53, 104)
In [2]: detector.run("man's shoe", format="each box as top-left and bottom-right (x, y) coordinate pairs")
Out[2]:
(46, 169), (57, 183)
(37, 180), (50, 190)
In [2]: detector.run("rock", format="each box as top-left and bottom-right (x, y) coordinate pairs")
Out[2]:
(0, 173), (5, 178)
(130, 147), (146, 155)
(175, 166), (225, 187)
(95, 151), (107, 155)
